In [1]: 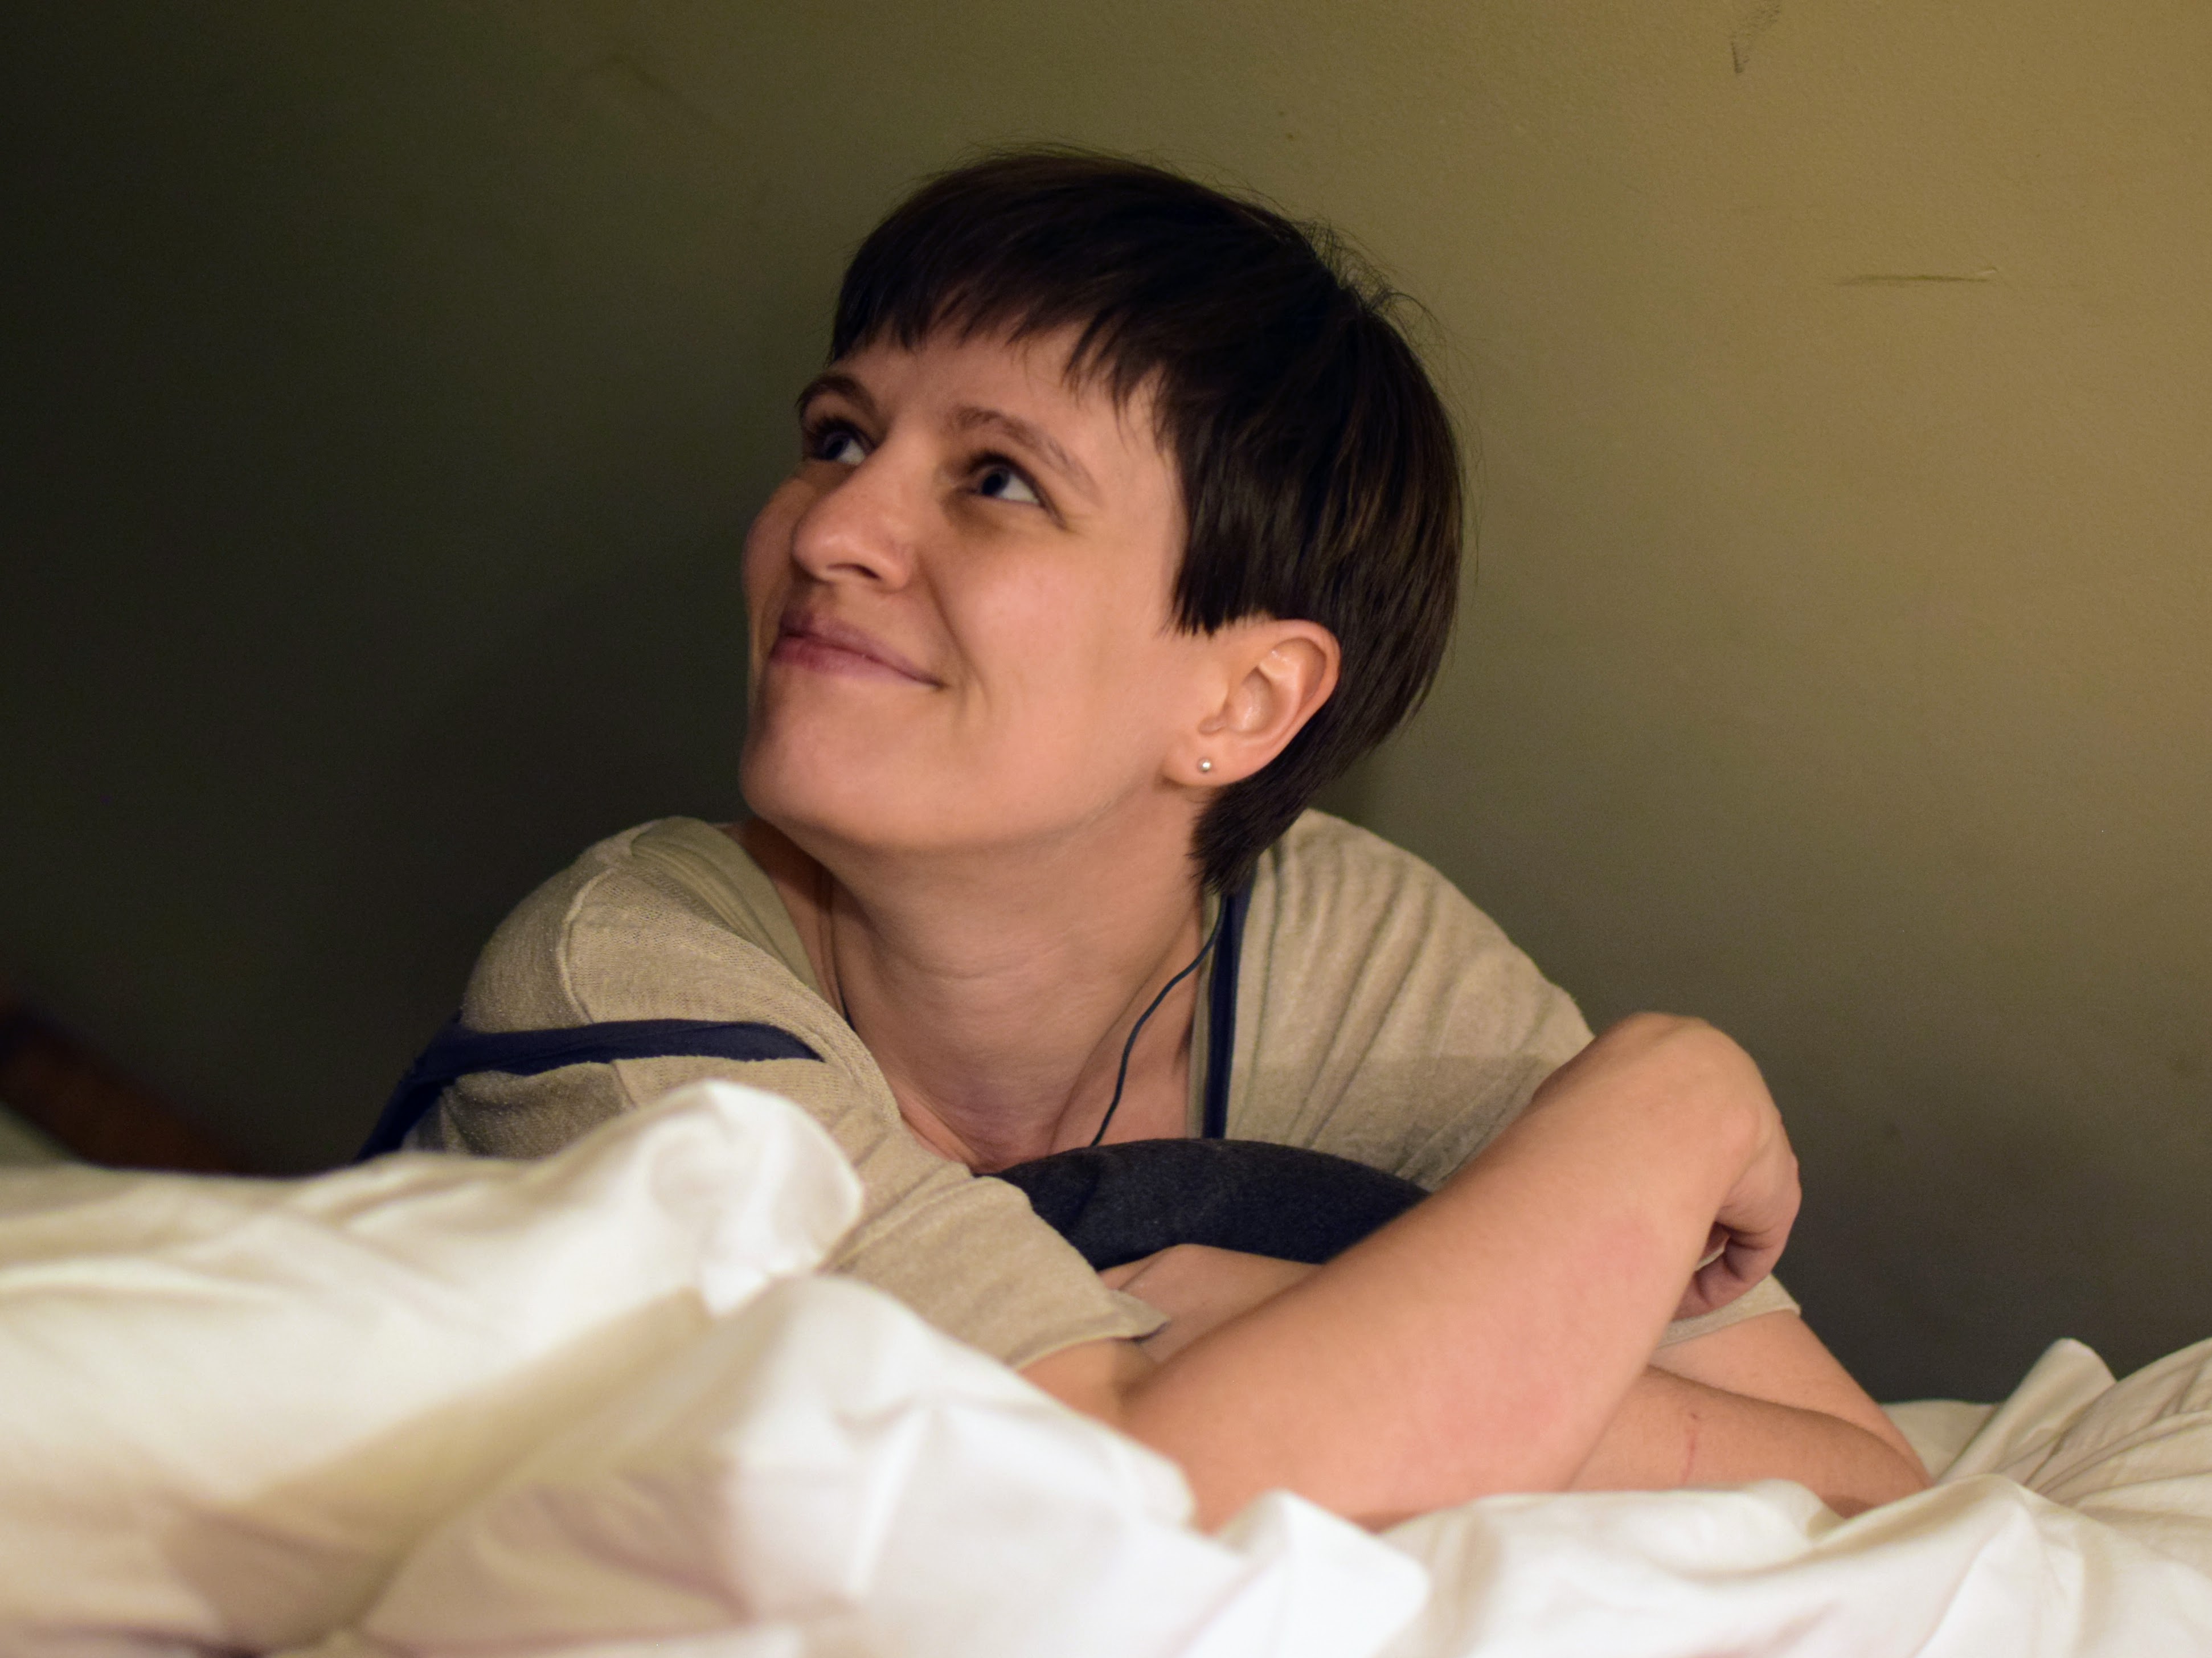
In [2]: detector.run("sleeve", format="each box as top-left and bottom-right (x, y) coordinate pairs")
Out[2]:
(1234, 812), (1795, 1341)
(425, 824), (1164, 1368)
(1231, 812), (1593, 1186)
(1656, 1275), (1799, 1345)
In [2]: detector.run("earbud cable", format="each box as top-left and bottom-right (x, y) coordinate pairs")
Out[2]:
(830, 876), (1226, 1152)
(1088, 901), (1227, 1148)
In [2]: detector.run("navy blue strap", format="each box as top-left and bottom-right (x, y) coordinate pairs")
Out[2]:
(368, 881), (1242, 1161)
(358, 1015), (821, 1161)
(1201, 882), (1249, 1140)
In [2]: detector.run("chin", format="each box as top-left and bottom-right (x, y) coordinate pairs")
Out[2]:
(742, 738), (1076, 873)
(740, 723), (925, 858)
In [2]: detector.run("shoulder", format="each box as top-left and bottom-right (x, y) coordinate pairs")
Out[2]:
(1260, 809), (1490, 921)
(1234, 812), (1594, 1184)
(461, 817), (824, 1035)
(1248, 810), (1539, 996)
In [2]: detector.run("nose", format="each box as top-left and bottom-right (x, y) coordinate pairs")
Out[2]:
(788, 447), (921, 591)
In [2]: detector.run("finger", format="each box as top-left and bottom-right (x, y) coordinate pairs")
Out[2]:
(1677, 1227), (1788, 1317)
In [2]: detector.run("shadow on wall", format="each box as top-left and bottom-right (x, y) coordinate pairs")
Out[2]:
(1775, 1043), (2203, 1405)
(1311, 752), (1382, 830)
(276, 543), (753, 1170)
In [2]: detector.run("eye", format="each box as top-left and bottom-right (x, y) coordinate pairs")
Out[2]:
(805, 420), (869, 468)
(974, 460), (1042, 506)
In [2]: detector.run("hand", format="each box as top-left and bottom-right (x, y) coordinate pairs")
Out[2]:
(1529, 1014), (1800, 1321)
(1672, 1045), (1799, 1320)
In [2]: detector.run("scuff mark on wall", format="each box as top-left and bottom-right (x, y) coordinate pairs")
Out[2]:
(572, 51), (735, 138)
(1730, 0), (1783, 73)
(1838, 268), (2001, 286)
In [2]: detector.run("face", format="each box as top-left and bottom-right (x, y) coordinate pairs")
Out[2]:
(739, 327), (1219, 869)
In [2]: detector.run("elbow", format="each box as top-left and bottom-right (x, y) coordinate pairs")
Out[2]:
(1821, 1438), (1934, 1518)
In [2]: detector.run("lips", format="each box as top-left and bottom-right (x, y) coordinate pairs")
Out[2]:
(771, 609), (938, 686)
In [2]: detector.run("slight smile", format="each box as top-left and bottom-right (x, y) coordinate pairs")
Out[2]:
(771, 611), (940, 686)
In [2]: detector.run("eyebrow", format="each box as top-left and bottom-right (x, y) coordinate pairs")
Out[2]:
(795, 370), (875, 421)
(796, 373), (1099, 502)
(948, 404), (1097, 500)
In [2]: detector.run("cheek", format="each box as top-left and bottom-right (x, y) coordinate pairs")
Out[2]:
(740, 487), (808, 673)
(742, 483), (806, 588)
(954, 566), (1192, 779)
(960, 567), (1129, 719)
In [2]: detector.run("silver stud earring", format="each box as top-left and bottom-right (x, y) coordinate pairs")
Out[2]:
(1197, 759), (1214, 773)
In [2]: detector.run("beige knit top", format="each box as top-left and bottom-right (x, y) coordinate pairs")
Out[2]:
(423, 810), (1795, 1365)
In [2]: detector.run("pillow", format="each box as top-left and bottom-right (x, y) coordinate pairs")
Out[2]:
(991, 1138), (1428, 1268)
(0, 1079), (859, 1656)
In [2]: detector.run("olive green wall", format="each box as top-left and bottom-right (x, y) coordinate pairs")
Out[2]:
(4, 2), (2205, 1400)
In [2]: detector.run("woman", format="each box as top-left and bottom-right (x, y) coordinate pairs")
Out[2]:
(398, 150), (1927, 1526)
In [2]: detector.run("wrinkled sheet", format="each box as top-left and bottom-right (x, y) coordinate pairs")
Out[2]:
(284, 1283), (2212, 1658)
(7, 1079), (2208, 1657)
(0, 1079), (859, 1655)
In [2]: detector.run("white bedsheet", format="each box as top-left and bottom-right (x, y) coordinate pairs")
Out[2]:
(284, 1288), (2212, 1658)
(3, 1080), (2207, 1656)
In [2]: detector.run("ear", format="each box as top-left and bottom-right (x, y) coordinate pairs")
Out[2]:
(1175, 619), (1342, 788)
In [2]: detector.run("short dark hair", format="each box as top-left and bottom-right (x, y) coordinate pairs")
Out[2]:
(832, 149), (1463, 892)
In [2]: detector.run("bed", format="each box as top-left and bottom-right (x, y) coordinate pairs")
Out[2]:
(3, 1080), (2207, 1656)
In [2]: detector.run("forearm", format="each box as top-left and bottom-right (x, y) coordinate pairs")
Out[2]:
(1092, 1259), (1928, 1521)
(1074, 1018), (1779, 1525)
(1572, 1366), (1929, 1516)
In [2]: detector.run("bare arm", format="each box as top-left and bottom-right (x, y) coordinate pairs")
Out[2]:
(1650, 1309), (1918, 1464)
(1094, 1262), (1927, 1516)
(1024, 1014), (1796, 1526)
(1575, 1313), (1928, 1513)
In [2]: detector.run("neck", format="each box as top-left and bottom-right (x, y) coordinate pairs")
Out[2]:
(740, 814), (1206, 1170)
